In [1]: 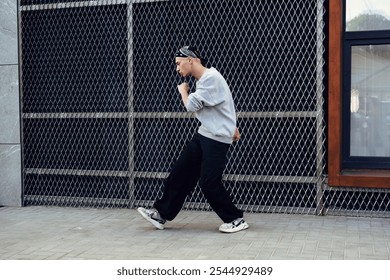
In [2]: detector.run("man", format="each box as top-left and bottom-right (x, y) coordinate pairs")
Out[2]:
(137, 46), (249, 233)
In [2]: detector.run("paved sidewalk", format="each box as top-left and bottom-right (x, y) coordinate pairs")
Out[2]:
(0, 206), (389, 260)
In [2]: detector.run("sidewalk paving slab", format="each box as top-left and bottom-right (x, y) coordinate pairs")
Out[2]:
(0, 206), (389, 260)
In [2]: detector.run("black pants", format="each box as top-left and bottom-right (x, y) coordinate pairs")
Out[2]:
(154, 133), (243, 223)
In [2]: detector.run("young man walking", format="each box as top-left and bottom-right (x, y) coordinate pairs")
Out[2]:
(137, 46), (249, 233)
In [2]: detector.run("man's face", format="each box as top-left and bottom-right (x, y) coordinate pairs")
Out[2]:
(175, 57), (192, 77)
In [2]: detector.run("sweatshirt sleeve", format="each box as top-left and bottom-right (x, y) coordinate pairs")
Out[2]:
(185, 74), (225, 112)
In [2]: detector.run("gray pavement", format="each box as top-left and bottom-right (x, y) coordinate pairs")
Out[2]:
(0, 206), (389, 260)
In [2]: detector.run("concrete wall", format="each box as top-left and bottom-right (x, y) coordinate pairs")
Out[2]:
(0, 0), (22, 206)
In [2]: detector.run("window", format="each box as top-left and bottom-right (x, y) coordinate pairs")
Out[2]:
(328, 0), (390, 187)
(345, 0), (390, 32)
(343, 0), (390, 169)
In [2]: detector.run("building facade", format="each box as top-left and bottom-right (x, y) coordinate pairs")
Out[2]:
(1, 0), (389, 217)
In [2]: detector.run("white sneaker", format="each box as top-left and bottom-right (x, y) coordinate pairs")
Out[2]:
(137, 207), (166, 230)
(219, 218), (249, 233)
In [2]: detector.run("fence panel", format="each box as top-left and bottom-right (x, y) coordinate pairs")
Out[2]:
(18, 0), (390, 217)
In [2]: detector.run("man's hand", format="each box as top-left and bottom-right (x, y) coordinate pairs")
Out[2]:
(178, 82), (190, 106)
(233, 127), (241, 142)
(178, 82), (189, 94)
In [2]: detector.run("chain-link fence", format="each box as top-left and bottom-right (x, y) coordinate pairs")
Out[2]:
(19, 0), (390, 217)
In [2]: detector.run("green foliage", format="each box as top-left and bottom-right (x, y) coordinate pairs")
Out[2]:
(347, 13), (390, 31)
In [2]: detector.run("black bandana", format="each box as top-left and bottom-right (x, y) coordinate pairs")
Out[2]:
(175, 46), (200, 58)
(175, 46), (207, 65)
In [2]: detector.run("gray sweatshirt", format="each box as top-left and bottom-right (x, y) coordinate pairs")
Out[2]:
(185, 67), (237, 144)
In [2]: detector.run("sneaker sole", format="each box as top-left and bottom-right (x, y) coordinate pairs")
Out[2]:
(219, 222), (249, 233)
(137, 207), (164, 230)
